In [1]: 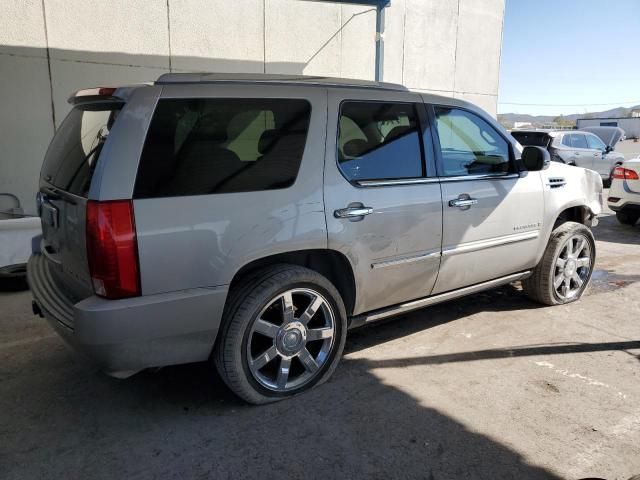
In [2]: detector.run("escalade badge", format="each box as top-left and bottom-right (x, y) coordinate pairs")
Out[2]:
(514, 222), (541, 231)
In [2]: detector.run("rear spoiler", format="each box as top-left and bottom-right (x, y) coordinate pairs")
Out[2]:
(67, 84), (151, 105)
(68, 87), (122, 105)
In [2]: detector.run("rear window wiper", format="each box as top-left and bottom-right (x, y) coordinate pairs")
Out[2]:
(41, 185), (78, 205)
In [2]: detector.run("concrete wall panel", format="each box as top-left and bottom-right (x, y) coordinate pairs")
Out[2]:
(0, 55), (53, 214)
(170, 0), (264, 73)
(0, 0), (47, 56)
(454, 91), (498, 117)
(339, 4), (376, 80)
(45, 0), (170, 68)
(454, 0), (505, 95)
(403, 0), (458, 92)
(265, 0), (341, 76)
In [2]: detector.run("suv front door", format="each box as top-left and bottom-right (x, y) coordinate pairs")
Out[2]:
(585, 132), (609, 177)
(429, 104), (544, 294)
(324, 90), (443, 315)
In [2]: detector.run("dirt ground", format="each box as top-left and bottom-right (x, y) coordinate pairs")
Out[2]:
(1, 207), (639, 480)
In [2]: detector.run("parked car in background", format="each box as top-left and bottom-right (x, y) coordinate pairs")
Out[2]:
(511, 128), (625, 186)
(28, 74), (602, 404)
(608, 159), (640, 225)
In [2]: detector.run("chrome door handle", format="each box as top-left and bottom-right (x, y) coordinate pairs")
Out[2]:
(334, 206), (373, 218)
(449, 198), (478, 208)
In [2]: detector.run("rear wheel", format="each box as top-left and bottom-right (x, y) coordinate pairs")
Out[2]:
(615, 210), (640, 226)
(214, 265), (347, 404)
(523, 222), (595, 306)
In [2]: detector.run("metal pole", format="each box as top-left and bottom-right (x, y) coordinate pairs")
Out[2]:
(375, 1), (389, 82)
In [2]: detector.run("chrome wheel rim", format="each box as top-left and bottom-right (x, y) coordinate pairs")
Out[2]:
(246, 288), (336, 392)
(553, 234), (592, 300)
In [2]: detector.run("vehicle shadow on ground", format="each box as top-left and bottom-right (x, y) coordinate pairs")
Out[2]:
(2, 350), (561, 479)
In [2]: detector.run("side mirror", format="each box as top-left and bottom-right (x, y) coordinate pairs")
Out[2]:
(521, 146), (550, 171)
(605, 145), (613, 153)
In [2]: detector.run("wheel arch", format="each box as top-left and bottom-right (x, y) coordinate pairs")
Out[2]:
(532, 202), (598, 267)
(552, 204), (596, 230)
(227, 249), (357, 317)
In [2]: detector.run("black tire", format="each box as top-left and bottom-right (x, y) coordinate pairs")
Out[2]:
(214, 264), (347, 404)
(0, 264), (29, 291)
(523, 222), (595, 306)
(616, 210), (640, 226)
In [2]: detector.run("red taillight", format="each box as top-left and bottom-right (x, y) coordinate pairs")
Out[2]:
(625, 169), (640, 180)
(86, 200), (140, 299)
(612, 166), (640, 180)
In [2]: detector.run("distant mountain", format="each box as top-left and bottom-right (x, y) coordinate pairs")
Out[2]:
(499, 105), (640, 126)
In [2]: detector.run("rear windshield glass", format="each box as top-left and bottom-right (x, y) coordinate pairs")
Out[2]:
(510, 131), (550, 148)
(41, 102), (122, 197)
(134, 98), (311, 198)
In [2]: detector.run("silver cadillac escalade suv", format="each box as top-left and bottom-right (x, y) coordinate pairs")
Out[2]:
(28, 74), (603, 404)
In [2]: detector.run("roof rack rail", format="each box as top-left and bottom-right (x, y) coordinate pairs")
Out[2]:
(155, 72), (407, 91)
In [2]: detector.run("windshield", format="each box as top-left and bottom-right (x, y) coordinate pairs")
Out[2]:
(510, 131), (551, 148)
(41, 102), (122, 197)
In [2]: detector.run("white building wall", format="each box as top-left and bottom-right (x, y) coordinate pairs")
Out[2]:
(0, 0), (505, 214)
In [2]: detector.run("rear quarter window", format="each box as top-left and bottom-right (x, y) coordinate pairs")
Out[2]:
(134, 98), (311, 198)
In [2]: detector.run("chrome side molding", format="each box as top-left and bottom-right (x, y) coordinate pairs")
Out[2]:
(349, 271), (531, 329)
(357, 178), (440, 187)
(442, 230), (539, 257)
(371, 249), (441, 269)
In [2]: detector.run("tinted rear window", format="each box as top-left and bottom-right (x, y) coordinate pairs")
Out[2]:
(510, 131), (550, 148)
(41, 102), (122, 196)
(134, 98), (311, 198)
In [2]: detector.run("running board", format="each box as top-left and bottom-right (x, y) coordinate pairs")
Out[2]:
(349, 271), (531, 329)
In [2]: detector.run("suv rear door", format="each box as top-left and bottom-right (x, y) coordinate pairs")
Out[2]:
(428, 103), (544, 293)
(567, 133), (593, 169)
(324, 89), (442, 315)
(38, 100), (125, 305)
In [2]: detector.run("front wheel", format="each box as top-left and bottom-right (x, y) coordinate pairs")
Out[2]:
(523, 222), (595, 306)
(214, 265), (347, 404)
(616, 210), (640, 226)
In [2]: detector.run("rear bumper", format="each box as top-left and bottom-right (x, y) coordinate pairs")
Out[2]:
(608, 202), (640, 212)
(27, 254), (228, 376)
(608, 179), (640, 211)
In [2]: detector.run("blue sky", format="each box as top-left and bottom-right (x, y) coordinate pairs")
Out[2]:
(498, 0), (640, 116)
